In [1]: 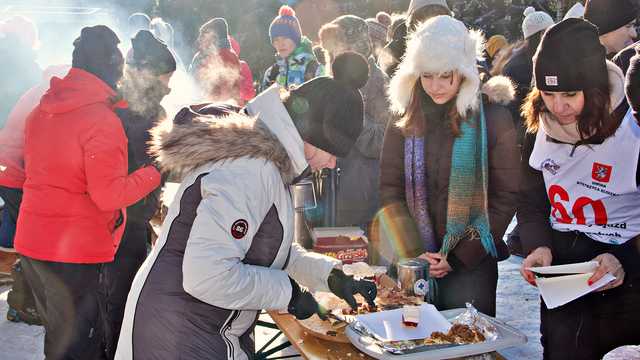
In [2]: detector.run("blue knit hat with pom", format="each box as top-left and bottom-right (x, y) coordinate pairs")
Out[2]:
(269, 6), (302, 46)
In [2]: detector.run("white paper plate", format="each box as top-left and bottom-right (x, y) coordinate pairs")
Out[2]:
(527, 261), (598, 275)
(355, 304), (451, 342)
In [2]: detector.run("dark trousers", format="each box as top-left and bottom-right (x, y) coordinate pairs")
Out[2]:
(541, 278), (640, 359)
(104, 222), (149, 359)
(20, 255), (107, 360)
(434, 255), (498, 317)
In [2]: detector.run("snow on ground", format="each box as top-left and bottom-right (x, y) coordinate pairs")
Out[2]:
(0, 255), (541, 360)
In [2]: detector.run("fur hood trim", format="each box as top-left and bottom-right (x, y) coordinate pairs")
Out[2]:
(388, 16), (485, 117)
(607, 60), (625, 111)
(481, 75), (516, 105)
(150, 111), (296, 183)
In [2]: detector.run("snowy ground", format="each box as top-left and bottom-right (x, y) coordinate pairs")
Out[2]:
(0, 255), (541, 360)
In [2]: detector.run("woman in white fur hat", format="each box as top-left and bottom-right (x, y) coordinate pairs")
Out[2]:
(379, 15), (519, 315)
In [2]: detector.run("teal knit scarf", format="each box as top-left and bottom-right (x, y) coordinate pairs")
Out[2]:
(405, 99), (497, 258)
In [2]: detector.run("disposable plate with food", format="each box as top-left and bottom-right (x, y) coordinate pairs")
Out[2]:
(346, 303), (527, 359)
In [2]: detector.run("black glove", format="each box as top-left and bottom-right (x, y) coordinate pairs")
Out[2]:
(327, 268), (377, 310)
(287, 277), (325, 320)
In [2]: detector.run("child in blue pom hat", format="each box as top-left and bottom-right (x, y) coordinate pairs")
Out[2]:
(260, 5), (323, 91)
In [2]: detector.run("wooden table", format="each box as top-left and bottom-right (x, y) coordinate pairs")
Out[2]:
(267, 311), (374, 360)
(266, 311), (508, 360)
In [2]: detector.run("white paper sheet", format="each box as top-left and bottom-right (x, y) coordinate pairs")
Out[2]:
(535, 272), (616, 309)
(355, 304), (451, 342)
(527, 261), (599, 275)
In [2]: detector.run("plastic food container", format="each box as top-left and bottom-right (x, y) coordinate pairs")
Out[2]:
(346, 308), (527, 359)
(312, 227), (369, 264)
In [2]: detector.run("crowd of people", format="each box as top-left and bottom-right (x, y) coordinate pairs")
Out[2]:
(1, 0), (640, 359)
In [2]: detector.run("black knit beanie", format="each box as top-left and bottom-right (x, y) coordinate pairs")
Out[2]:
(199, 18), (231, 49)
(625, 45), (640, 116)
(128, 30), (177, 75)
(286, 52), (370, 157)
(584, 0), (639, 36)
(72, 25), (123, 89)
(534, 18), (608, 92)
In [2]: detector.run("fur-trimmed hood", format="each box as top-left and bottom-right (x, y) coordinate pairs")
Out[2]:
(607, 60), (626, 111)
(480, 75), (517, 106)
(151, 87), (309, 184)
(151, 110), (297, 183)
(389, 16), (486, 117)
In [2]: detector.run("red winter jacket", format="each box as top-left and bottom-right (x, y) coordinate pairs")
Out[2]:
(0, 65), (70, 189)
(230, 36), (256, 103)
(15, 68), (161, 263)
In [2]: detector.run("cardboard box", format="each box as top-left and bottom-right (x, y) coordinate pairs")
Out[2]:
(311, 227), (368, 264)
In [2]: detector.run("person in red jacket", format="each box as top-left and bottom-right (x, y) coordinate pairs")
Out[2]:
(229, 36), (256, 104)
(189, 17), (242, 104)
(14, 25), (160, 360)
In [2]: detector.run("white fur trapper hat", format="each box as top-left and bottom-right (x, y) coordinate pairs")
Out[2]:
(388, 15), (484, 117)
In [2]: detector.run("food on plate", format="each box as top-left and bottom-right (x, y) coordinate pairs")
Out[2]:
(298, 275), (426, 342)
(401, 306), (420, 327)
(341, 302), (378, 315)
(376, 287), (423, 308)
(296, 314), (351, 343)
(424, 324), (486, 345)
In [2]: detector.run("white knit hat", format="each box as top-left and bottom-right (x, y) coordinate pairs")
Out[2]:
(563, 2), (585, 20)
(522, 7), (555, 39)
(407, 0), (450, 15)
(388, 15), (484, 117)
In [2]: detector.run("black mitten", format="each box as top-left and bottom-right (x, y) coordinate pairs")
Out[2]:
(327, 268), (377, 310)
(287, 277), (325, 320)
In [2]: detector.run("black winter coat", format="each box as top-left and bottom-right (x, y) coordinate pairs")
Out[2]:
(380, 92), (519, 269)
(116, 106), (167, 225)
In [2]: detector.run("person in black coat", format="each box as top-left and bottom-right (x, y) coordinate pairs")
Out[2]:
(502, 7), (554, 142)
(379, 0), (450, 77)
(104, 30), (176, 360)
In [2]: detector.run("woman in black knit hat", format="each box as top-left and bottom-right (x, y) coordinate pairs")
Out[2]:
(519, 18), (640, 359)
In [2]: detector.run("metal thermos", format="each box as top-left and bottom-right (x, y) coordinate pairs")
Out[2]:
(397, 258), (430, 297)
(320, 168), (338, 227)
(291, 179), (316, 249)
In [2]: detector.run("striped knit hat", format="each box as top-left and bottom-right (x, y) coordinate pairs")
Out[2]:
(269, 6), (302, 46)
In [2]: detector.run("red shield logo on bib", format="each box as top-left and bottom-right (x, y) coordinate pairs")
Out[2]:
(592, 163), (612, 183)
